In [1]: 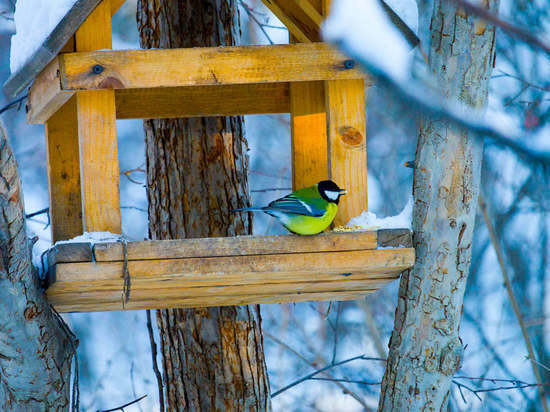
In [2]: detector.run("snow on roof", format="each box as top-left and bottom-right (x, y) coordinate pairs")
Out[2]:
(10, 0), (79, 74)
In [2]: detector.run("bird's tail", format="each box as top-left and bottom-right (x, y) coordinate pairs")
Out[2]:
(232, 207), (265, 213)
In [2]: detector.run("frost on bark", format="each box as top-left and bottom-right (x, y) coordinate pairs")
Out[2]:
(0, 122), (74, 411)
(378, 1), (499, 410)
(137, 1), (271, 410)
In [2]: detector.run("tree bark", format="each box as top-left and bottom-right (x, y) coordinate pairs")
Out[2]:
(0, 121), (74, 411)
(378, 1), (499, 410)
(137, 1), (271, 411)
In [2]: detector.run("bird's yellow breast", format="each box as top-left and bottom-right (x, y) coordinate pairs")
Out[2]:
(283, 203), (338, 235)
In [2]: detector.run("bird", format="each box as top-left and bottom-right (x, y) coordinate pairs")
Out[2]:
(233, 180), (347, 235)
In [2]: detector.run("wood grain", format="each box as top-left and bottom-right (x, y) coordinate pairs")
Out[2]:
(59, 43), (367, 90)
(325, 79), (368, 225)
(26, 58), (73, 124)
(115, 83), (290, 119)
(290, 81), (328, 189)
(93, 231), (378, 261)
(74, 0), (121, 233)
(44, 96), (83, 242)
(47, 246), (413, 312)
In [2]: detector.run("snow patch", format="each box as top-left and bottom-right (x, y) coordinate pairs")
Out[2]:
(10, 0), (79, 74)
(55, 231), (122, 246)
(348, 195), (413, 230)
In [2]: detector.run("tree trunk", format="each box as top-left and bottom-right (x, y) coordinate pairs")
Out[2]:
(378, 1), (498, 410)
(137, 1), (271, 411)
(0, 121), (74, 411)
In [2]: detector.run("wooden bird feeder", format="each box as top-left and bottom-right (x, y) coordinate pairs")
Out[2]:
(4, 0), (414, 313)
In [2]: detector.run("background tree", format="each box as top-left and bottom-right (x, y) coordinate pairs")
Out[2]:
(137, 0), (271, 410)
(0, 121), (75, 411)
(378, 0), (500, 410)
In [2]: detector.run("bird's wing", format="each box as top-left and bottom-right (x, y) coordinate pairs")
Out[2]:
(267, 194), (326, 217)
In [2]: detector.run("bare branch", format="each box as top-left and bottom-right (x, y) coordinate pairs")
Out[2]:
(479, 194), (549, 412)
(97, 394), (147, 412)
(146, 310), (164, 412)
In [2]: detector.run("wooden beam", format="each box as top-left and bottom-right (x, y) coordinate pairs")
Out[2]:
(44, 96), (83, 242)
(45, 233), (414, 312)
(75, 0), (121, 233)
(115, 83), (290, 119)
(26, 58), (73, 124)
(325, 79), (368, 226)
(261, 0), (323, 42)
(59, 43), (366, 90)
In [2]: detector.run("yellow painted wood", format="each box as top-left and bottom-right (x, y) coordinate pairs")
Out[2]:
(59, 43), (367, 90)
(44, 96), (83, 242)
(325, 79), (368, 226)
(75, 0), (121, 233)
(115, 83), (290, 119)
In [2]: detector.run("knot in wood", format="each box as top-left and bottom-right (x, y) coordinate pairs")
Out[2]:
(344, 59), (355, 69)
(339, 126), (364, 147)
(439, 338), (463, 376)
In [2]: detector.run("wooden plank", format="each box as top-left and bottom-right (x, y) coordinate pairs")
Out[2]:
(48, 242), (92, 266)
(378, 229), (413, 248)
(115, 83), (290, 119)
(46, 246), (413, 312)
(59, 43), (367, 90)
(261, 0), (322, 42)
(325, 78), (368, 226)
(56, 248), (414, 282)
(26, 58), (73, 124)
(290, 80), (328, 189)
(76, 90), (121, 233)
(44, 96), (84, 242)
(75, 0), (121, 233)
(49, 290), (375, 313)
(92, 231), (378, 262)
(3, 0), (103, 97)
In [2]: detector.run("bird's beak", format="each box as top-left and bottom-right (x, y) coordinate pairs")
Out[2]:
(339, 189), (347, 195)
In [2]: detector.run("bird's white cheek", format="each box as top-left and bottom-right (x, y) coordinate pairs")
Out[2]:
(325, 191), (340, 200)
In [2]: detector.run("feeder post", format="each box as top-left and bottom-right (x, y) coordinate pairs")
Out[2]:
(289, 0), (328, 190)
(323, 0), (368, 226)
(75, 0), (121, 233)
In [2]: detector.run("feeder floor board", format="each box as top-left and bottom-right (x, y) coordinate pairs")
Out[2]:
(46, 229), (414, 312)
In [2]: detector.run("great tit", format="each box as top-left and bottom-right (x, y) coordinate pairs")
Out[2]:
(233, 180), (346, 235)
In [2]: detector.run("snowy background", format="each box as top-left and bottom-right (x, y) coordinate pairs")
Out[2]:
(1, 0), (550, 410)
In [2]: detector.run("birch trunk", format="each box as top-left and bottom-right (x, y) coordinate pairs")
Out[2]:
(378, 1), (499, 410)
(137, 1), (271, 410)
(0, 122), (74, 411)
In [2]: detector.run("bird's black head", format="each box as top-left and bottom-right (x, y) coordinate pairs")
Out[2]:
(318, 180), (347, 204)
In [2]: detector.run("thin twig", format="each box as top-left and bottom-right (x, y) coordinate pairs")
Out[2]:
(146, 310), (164, 412)
(250, 187), (292, 193)
(271, 354), (385, 397)
(0, 94), (28, 115)
(264, 332), (374, 410)
(309, 377), (381, 385)
(240, 1), (274, 45)
(479, 194), (549, 412)
(97, 394), (147, 412)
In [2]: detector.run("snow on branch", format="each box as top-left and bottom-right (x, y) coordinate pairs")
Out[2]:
(323, 0), (550, 170)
